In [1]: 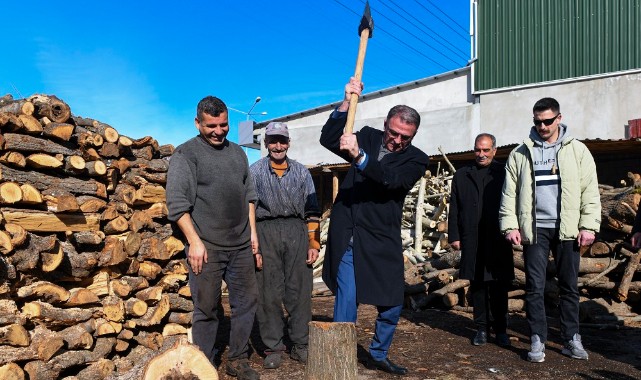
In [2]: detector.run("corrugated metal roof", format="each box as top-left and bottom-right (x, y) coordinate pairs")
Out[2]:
(475, 0), (641, 92)
(308, 138), (641, 173)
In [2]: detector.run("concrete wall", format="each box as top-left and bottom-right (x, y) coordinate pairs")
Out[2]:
(258, 70), (641, 166)
(259, 69), (479, 166)
(479, 71), (641, 146)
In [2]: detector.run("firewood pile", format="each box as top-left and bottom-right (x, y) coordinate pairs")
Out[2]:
(398, 166), (641, 325)
(0, 94), (198, 379)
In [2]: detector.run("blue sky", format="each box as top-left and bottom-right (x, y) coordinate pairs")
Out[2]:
(1, 0), (470, 162)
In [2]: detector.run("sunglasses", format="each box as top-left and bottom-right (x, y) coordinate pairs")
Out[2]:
(533, 114), (560, 126)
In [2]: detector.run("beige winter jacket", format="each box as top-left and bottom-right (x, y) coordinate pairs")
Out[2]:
(499, 136), (601, 244)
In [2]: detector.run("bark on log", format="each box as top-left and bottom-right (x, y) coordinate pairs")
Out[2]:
(22, 301), (93, 329)
(0, 323), (30, 346)
(65, 287), (100, 307)
(43, 122), (74, 141)
(142, 341), (218, 380)
(76, 358), (115, 380)
(0, 151), (26, 168)
(2, 133), (75, 155)
(1, 208), (100, 232)
(23, 360), (60, 380)
(59, 324), (94, 350)
(28, 94), (71, 123)
(305, 322), (357, 380)
(16, 281), (70, 303)
(617, 250), (641, 302)
(0, 99), (34, 115)
(0, 164), (107, 198)
(0, 362), (25, 380)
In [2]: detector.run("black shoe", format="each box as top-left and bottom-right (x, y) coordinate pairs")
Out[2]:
(496, 333), (511, 347)
(367, 357), (408, 376)
(225, 359), (260, 380)
(472, 330), (487, 346)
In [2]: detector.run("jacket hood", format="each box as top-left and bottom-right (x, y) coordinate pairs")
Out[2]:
(529, 123), (570, 147)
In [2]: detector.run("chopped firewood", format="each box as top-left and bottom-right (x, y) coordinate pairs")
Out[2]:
(142, 340), (217, 380)
(59, 324), (93, 350)
(134, 331), (164, 351)
(16, 114), (44, 134)
(0, 324), (30, 346)
(22, 301), (93, 328)
(19, 183), (43, 204)
(76, 358), (115, 380)
(158, 144), (175, 157)
(28, 94), (71, 123)
(177, 286), (191, 298)
(168, 312), (192, 325)
(123, 232), (142, 256)
(72, 230), (105, 245)
(128, 210), (152, 232)
(104, 216), (129, 235)
(98, 236), (126, 266)
(138, 261), (163, 280)
(1, 163), (107, 198)
(167, 293), (193, 312)
(0, 151), (26, 168)
(50, 337), (116, 371)
(0, 182), (23, 204)
(4, 223), (27, 247)
(42, 188), (80, 213)
(163, 260), (189, 275)
(125, 298), (148, 317)
(64, 155), (86, 172)
(85, 160), (107, 176)
(136, 286), (163, 304)
(102, 295), (126, 322)
(0, 230), (13, 254)
(133, 295), (169, 327)
(40, 242), (65, 272)
(140, 202), (168, 219)
(0, 362), (25, 380)
(43, 122), (74, 141)
(16, 281), (70, 303)
(65, 287), (100, 307)
(25, 153), (63, 170)
(110, 279), (133, 297)
(76, 195), (107, 213)
(162, 323), (188, 337)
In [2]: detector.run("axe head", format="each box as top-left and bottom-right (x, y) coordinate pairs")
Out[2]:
(358, 1), (374, 38)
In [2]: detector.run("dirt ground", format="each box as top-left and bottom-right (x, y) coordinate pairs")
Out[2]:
(211, 295), (641, 380)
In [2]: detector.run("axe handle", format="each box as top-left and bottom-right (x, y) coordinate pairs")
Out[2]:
(344, 29), (371, 134)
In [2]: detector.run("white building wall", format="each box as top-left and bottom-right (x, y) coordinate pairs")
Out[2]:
(258, 69), (641, 166)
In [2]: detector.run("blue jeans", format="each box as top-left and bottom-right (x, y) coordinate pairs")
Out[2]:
(333, 243), (402, 361)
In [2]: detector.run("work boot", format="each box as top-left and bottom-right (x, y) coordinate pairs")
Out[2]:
(562, 333), (589, 360)
(528, 334), (546, 363)
(472, 329), (487, 346)
(290, 345), (308, 363)
(496, 332), (511, 347)
(263, 352), (282, 369)
(225, 358), (260, 380)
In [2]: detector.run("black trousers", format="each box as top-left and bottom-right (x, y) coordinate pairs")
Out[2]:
(471, 280), (509, 333)
(255, 218), (312, 353)
(524, 227), (580, 342)
(188, 245), (258, 364)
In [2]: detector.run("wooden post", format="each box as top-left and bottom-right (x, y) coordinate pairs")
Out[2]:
(305, 322), (357, 380)
(332, 171), (339, 203)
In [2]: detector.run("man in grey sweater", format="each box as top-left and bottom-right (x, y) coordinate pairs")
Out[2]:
(166, 96), (261, 380)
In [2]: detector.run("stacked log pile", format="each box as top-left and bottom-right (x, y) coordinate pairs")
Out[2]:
(0, 94), (200, 379)
(397, 166), (641, 324)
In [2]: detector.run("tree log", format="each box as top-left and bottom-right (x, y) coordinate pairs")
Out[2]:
(22, 301), (93, 329)
(76, 358), (115, 380)
(1, 163), (107, 198)
(64, 287), (100, 306)
(305, 322), (357, 380)
(2, 133), (75, 155)
(142, 340), (217, 380)
(133, 294), (169, 327)
(617, 250), (641, 302)
(0, 182), (23, 204)
(28, 94), (71, 123)
(1, 208), (100, 232)
(16, 281), (70, 303)
(20, 183), (43, 204)
(0, 324), (30, 346)
(0, 151), (26, 168)
(0, 362), (25, 380)
(59, 324), (94, 350)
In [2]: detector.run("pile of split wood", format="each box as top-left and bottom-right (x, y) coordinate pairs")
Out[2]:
(0, 94), (202, 379)
(398, 160), (641, 325)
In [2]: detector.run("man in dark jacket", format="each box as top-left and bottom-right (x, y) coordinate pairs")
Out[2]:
(320, 77), (429, 376)
(448, 133), (514, 348)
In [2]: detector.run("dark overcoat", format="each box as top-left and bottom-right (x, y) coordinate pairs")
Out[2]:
(448, 160), (514, 282)
(320, 115), (429, 306)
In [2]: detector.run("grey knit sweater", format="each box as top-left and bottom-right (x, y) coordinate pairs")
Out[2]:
(166, 135), (257, 250)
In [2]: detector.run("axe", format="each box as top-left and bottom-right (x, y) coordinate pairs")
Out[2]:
(344, 1), (374, 134)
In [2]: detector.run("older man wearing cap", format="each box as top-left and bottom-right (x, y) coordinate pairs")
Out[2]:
(250, 122), (321, 369)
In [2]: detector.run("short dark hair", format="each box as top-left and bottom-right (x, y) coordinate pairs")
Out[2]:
(197, 96), (228, 120)
(475, 133), (496, 148)
(533, 97), (560, 114)
(386, 105), (420, 128)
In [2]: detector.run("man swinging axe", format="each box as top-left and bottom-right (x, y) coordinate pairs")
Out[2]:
(319, 2), (429, 375)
